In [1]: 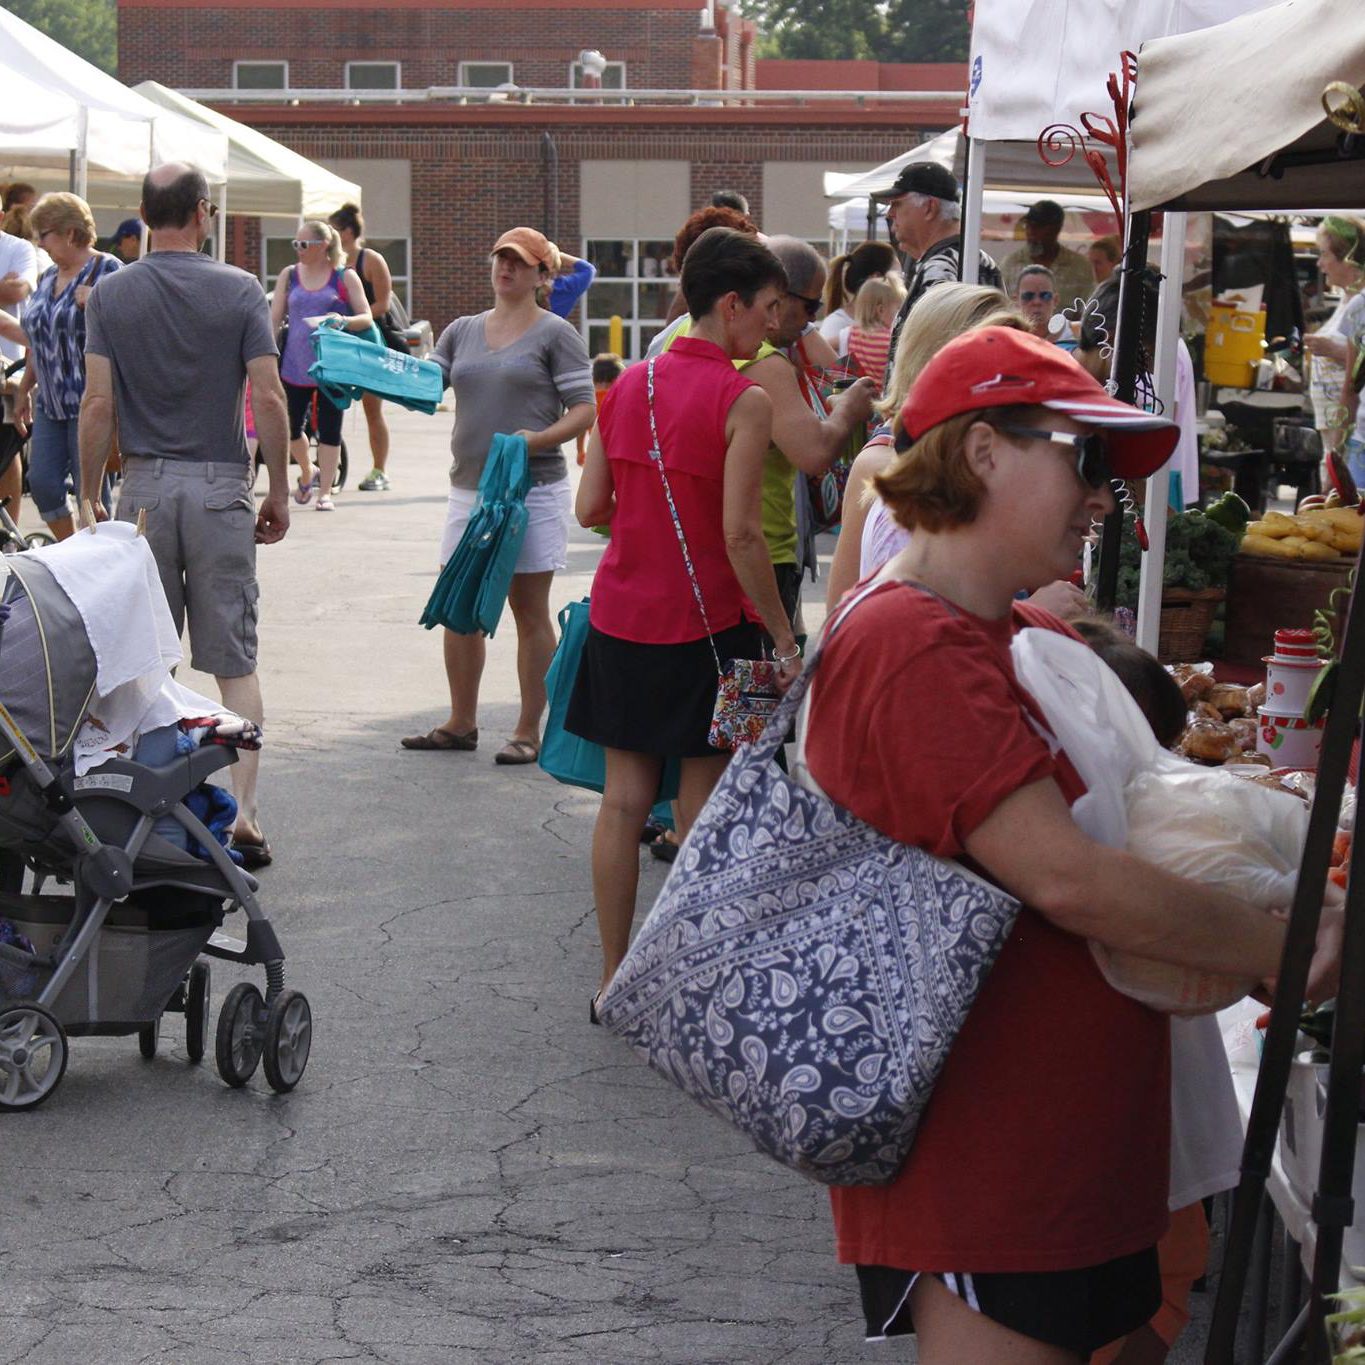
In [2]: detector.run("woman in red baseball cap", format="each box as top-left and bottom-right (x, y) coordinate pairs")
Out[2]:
(800, 327), (1341, 1362)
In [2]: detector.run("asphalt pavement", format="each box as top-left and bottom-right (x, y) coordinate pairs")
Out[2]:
(0, 405), (1230, 1363)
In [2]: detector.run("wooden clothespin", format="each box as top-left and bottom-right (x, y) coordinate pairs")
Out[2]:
(81, 499), (98, 534)
(134, 508), (147, 538)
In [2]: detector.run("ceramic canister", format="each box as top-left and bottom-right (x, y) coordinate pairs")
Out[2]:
(1263, 627), (1326, 719)
(1256, 706), (1325, 770)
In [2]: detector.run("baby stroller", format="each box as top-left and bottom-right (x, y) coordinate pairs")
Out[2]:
(0, 547), (312, 1110)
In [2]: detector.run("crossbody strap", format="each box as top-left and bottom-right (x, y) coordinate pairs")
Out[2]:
(644, 356), (723, 677)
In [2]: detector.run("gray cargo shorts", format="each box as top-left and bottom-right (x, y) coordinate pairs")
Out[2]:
(116, 456), (260, 678)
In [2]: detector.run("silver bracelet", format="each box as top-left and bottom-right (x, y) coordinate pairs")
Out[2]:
(772, 645), (802, 665)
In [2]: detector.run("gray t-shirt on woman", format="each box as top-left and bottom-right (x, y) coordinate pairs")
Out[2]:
(432, 310), (593, 489)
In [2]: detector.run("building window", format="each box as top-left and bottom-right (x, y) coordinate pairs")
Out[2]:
(570, 60), (626, 93)
(581, 238), (677, 361)
(346, 62), (400, 91)
(458, 61), (514, 89)
(233, 61), (288, 90)
(262, 236), (413, 314)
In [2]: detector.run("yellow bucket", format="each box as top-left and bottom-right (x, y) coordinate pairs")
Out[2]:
(1205, 302), (1265, 388)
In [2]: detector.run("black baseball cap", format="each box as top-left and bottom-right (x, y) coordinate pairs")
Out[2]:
(872, 161), (961, 204)
(1023, 200), (1065, 228)
(113, 218), (142, 242)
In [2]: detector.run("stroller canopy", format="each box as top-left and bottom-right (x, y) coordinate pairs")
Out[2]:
(0, 557), (97, 765)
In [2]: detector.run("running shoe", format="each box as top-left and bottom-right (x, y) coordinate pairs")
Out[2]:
(359, 469), (390, 491)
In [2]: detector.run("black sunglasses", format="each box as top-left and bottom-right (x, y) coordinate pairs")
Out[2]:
(992, 423), (1114, 489)
(198, 197), (219, 219)
(1019, 290), (1054, 303)
(788, 290), (822, 319)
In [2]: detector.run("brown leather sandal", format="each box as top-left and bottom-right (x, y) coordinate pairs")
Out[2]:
(400, 727), (478, 751)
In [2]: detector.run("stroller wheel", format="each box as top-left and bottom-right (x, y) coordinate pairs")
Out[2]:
(23, 531), (55, 550)
(262, 989), (312, 1094)
(186, 961), (211, 1065)
(0, 1002), (68, 1111)
(138, 1017), (159, 1059)
(216, 982), (265, 1087)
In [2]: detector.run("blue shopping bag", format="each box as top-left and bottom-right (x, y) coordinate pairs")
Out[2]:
(420, 434), (532, 637)
(309, 324), (445, 414)
(539, 597), (679, 802)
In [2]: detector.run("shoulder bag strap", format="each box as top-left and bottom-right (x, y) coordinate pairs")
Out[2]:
(644, 355), (723, 677)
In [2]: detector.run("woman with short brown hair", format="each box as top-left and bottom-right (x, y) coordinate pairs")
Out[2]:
(804, 326), (1339, 1362)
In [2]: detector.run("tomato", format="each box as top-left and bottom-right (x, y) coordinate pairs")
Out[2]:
(1332, 831), (1352, 867)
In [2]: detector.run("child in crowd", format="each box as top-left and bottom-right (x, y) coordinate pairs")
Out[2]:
(845, 277), (906, 393)
(576, 351), (626, 466)
(1070, 616), (1238, 1365)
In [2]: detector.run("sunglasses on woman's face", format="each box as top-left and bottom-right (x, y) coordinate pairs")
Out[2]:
(992, 423), (1114, 489)
(292, 239), (322, 251)
(1019, 290), (1054, 303)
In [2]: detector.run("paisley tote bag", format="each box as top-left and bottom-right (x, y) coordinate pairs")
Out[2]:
(597, 581), (1022, 1185)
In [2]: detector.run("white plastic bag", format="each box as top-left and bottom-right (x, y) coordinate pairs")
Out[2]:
(1011, 629), (1307, 1014)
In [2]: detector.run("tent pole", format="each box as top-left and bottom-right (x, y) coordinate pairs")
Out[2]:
(865, 198), (878, 243)
(1094, 207), (1150, 612)
(75, 105), (89, 201)
(1135, 210), (1187, 654)
(960, 136), (985, 285)
(216, 182), (228, 262)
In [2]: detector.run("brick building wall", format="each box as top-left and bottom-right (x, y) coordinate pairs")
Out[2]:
(119, 4), (708, 91)
(241, 115), (926, 329)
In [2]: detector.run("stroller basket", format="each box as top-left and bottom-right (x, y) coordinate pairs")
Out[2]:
(0, 892), (220, 1033)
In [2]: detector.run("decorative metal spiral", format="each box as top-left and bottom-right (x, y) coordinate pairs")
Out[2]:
(1323, 82), (1365, 135)
(1038, 123), (1084, 168)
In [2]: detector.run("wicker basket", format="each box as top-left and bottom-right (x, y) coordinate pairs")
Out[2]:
(1158, 587), (1225, 662)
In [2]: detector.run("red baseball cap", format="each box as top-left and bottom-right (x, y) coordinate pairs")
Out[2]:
(900, 326), (1179, 479)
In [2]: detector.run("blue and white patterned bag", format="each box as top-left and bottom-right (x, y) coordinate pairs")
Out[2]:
(597, 582), (1021, 1185)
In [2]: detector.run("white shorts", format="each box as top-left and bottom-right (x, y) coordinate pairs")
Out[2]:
(438, 477), (571, 574)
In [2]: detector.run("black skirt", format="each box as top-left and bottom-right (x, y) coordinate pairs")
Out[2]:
(566, 620), (763, 759)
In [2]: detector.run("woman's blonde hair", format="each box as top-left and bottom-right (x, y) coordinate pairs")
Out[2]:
(1319, 216), (1365, 269)
(875, 282), (1027, 423)
(29, 192), (97, 249)
(851, 275), (906, 331)
(300, 220), (344, 268)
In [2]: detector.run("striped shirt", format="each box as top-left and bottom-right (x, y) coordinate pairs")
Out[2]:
(26, 253), (119, 419)
(847, 325), (891, 391)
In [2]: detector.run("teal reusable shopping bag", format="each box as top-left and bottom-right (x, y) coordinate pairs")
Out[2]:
(538, 598), (679, 802)
(309, 325), (444, 414)
(419, 434), (532, 638)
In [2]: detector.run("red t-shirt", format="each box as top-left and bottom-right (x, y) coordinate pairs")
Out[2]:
(806, 581), (1170, 1274)
(847, 325), (891, 389)
(589, 335), (757, 644)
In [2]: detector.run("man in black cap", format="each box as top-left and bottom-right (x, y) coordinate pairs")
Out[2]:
(874, 162), (1002, 388)
(1000, 199), (1095, 316)
(110, 218), (144, 264)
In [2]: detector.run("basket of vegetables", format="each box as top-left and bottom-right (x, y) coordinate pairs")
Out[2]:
(1116, 494), (1248, 661)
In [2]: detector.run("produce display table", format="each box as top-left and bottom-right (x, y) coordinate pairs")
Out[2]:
(1223, 556), (1354, 668)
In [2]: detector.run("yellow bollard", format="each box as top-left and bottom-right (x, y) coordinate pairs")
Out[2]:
(609, 314), (624, 359)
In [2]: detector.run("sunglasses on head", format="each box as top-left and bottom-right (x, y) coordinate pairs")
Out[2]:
(1020, 290), (1054, 303)
(992, 423), (1114, 489)
(788, 290), (822, 319)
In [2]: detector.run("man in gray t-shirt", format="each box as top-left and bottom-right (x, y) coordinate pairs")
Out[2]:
(79, 161), (291, 867)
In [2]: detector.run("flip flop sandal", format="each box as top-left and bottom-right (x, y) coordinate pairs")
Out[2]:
(648, 831), (679, 864)
(494, 738), (540, 765)
(400, 727), (478, 751)
(293, 477), (313, 505)
(232, 834), (273, 869)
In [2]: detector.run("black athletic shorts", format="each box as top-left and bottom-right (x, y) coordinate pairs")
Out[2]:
(856, 1246), (1161, 1358)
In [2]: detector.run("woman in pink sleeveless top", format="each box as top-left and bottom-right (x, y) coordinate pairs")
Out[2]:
(570, 228), (801, 1018)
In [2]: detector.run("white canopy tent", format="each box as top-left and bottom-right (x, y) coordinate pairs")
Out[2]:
(0, 68), (81, 163)
(828, 127), (1119, 205)
(1124, 0), (1365, 649)
(134, 82), (361, 222)
(0, 8), (228, 204)
(1130, 0), (1365, 213)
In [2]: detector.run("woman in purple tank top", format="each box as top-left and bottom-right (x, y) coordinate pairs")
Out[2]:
(269, 220), (371, 510)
